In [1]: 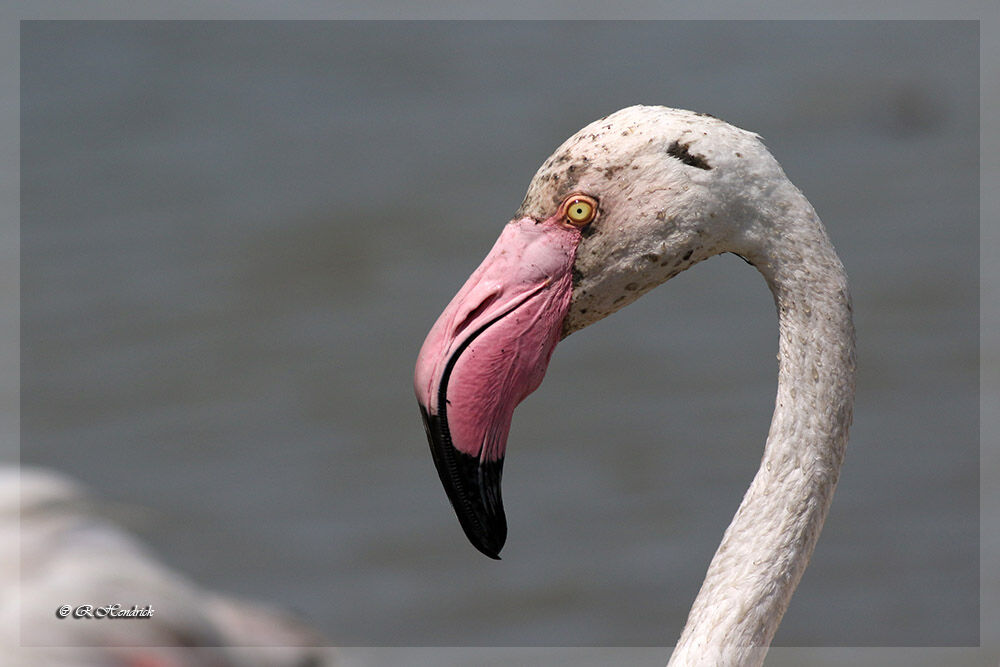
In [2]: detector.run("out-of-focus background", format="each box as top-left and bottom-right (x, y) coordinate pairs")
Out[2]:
(8, 17), (990, 664)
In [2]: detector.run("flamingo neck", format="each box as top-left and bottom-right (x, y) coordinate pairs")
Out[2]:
(668, 199), (856, 667)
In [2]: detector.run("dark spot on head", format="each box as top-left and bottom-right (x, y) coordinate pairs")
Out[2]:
(682, 249), (693, 261)
(667, 140), (712, 170)
(643, 253), (660, 263)
(603, 165), (624, 179)
(693, 111), (718, 119)
(613, 295), (626, 304)
(625, 282), (639, 291)
(655, 210), (666, 221)
(571, 266), (584, 286)
(735, 152), (743, 158)
(580, 222), (598, 239)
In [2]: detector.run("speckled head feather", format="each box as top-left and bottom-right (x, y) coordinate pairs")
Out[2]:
(516, 105), (796, 336)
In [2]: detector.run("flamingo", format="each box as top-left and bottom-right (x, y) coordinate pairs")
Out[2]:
(414, 105), (856, 666)
(1, 467), (340, 667)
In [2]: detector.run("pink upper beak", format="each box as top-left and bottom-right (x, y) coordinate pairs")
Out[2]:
(414, 215), (583, 558)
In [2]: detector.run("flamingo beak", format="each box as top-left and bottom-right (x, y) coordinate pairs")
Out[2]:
(414, 216), (582, 558)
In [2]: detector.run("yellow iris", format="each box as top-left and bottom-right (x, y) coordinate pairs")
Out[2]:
(563, 195), (597, 226)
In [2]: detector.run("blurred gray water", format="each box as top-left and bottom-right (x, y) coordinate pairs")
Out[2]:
(20, 21), (978, 648)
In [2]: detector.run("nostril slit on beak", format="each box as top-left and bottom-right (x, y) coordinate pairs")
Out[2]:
(453, 292), (499, 337)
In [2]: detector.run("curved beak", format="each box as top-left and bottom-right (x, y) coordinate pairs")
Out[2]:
(414, 217), (581, 558)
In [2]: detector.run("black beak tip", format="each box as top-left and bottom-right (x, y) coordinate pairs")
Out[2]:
(484, 550), (502, 561)
(445, 466), (507, 560)
(420, 403), (509, 561)
(467, 517), (506, 560)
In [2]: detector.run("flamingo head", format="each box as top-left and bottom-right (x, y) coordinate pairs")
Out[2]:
(414, 105), (785, 558)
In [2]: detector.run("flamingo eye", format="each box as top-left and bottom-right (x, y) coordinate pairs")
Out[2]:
(562, 194), (598, 226)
